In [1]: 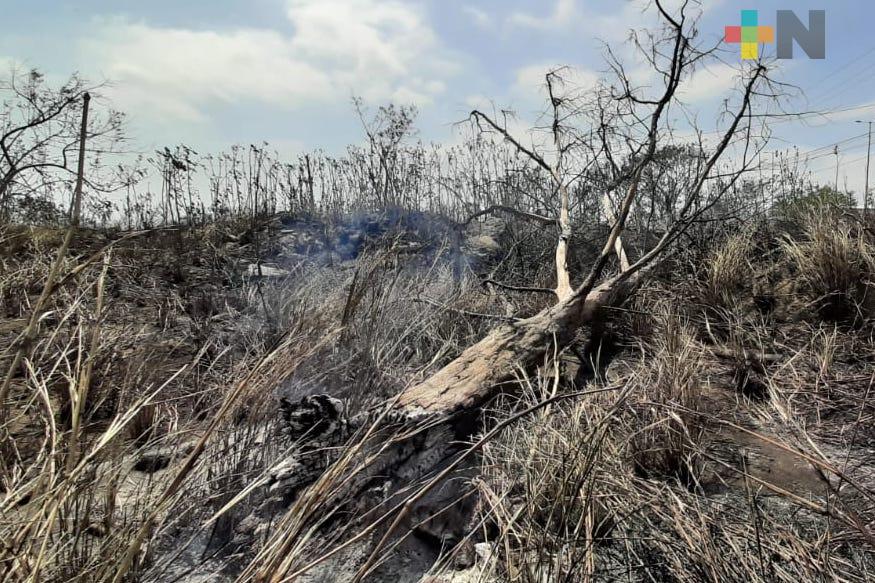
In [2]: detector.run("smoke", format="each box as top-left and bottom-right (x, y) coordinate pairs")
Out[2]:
(271, 207), (505, 273)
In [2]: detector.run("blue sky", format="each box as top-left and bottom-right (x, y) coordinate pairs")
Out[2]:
(3, 0), (875, 200)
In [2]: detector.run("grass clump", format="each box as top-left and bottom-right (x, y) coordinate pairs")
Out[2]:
(783, 211), (875, 322)
(703, 231), (755, 312)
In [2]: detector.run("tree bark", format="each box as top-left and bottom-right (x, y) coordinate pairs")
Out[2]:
(602, 192), (631, 272)
(247, 267), (645, 583)
(554, 182), (573, 299)
(398, 268), (642, 415)
(0, 171), (14, 220)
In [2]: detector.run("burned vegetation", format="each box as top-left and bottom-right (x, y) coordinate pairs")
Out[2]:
(3, 2), (875, 583)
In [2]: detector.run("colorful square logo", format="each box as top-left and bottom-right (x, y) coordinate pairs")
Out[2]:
(725, 10), (775, 59)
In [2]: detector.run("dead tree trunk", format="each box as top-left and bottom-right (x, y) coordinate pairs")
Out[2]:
(398, 269), (641, 414)
(250, 6), (771, 578)
(250, 271), (644, 583)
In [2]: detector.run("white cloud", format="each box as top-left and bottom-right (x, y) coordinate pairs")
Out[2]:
(465, 94), (493, 111)
(85, 24), (332, 122)
(579, 0), (723, 44)
(508, 0), (577, 30)
(514, 63), (600, 98)
(83, 0), (457, 123)
(679, 63), (740, 103)
(284, 0), (456, 98)
(462, 5), (493, 30)
(507, 0), (721, 36)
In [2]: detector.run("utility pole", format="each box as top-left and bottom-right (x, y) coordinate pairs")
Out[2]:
(855, 120), (873, 215)
(834, 145), (840, 192)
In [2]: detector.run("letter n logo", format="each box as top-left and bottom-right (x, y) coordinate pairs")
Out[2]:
(777, 10), (826, 59)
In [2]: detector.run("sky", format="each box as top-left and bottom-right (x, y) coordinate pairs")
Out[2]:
(3, 0), (875, 202)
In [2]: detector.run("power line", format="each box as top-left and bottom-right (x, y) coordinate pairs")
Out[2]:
(750, 133), (870, 172)
(694, 103), (875, 141)
(688, 46), (875, 185)
(767, 102), (875, 126)
(802, 132), (868, 156)
(805, 60), (875, 107)
(808, 153), (869, 176)
(808, 45), (875, 92)
(798, 43), (875, 108)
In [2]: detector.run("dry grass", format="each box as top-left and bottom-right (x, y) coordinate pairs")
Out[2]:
(783, 210), (875, 321)
(465, 317), (875, 583)
(0, 218), (511, 582)
(703, 230), (755, 312)
(626, 307), (705, 488)
(3, 206), (875, 583)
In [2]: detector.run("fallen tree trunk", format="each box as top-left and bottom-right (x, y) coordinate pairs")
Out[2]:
(251, 19), (770, 579)
(398, 268), (643, 415)
(242, 268), (644, 583)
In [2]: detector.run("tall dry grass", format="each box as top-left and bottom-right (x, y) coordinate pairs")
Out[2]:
(702, 230), (755, 313)
(3, 197), (875, 583)
(783, 210), (875, 321)
(0, 216), (518, 582)
(463, 319), (874, 583)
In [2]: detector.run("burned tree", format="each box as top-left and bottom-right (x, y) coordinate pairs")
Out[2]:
(238, 3), (780, 582)
(0, 69), (126, 222)
(401, 4), (769, 415)
(79, 4), (791, 582)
